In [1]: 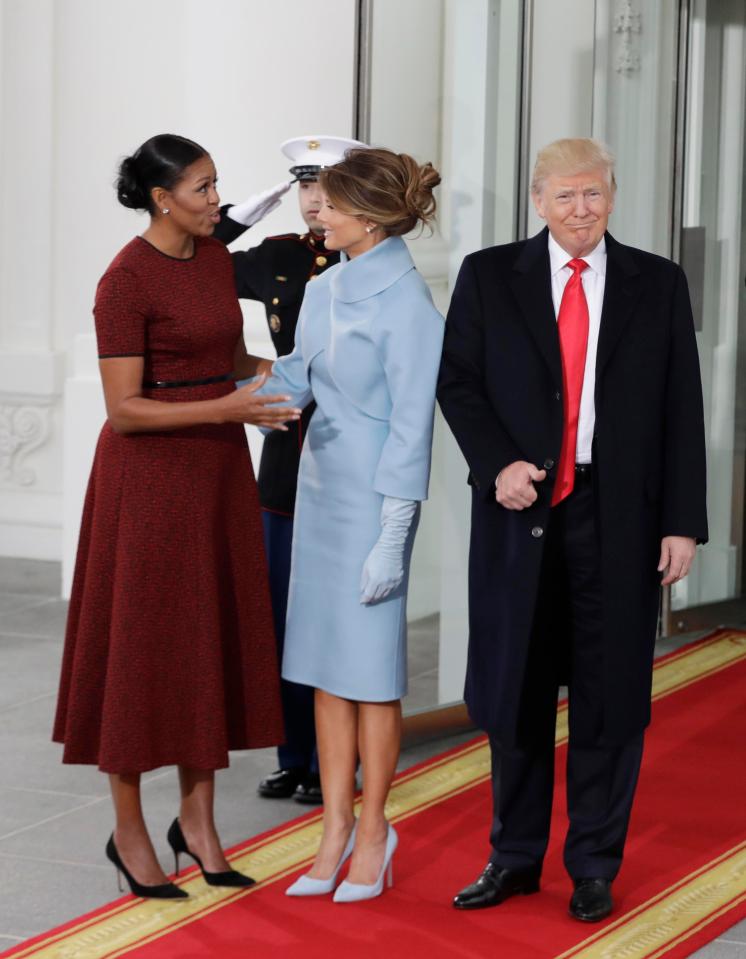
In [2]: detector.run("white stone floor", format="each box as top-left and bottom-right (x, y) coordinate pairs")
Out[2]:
(0, 558), (744, 957)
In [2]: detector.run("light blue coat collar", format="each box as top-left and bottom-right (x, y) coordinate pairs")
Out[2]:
(330, 236), (415, 303)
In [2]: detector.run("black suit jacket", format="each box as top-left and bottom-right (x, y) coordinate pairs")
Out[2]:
(437, 228), (707, 746)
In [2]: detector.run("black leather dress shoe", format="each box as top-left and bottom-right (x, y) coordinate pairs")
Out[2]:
(257, 768), (305, 799)
(453, 862), (541, 909)
(569, 878), (613, 922)
(293, 772), (323, 805)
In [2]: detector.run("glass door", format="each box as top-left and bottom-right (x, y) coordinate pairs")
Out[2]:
(668, 0), (746, 633)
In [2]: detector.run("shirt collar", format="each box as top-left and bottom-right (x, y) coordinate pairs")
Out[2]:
(548, 231), (607, 277)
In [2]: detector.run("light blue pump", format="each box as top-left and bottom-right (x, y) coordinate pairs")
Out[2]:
(333, 823), (398, 903)
(285, 821), (358, 897)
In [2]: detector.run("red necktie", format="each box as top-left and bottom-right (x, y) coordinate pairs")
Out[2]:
(552, 258), (590, 506)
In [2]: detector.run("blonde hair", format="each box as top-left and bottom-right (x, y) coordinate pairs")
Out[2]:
(319, 147), (441, 237)
(531, 138), (617, 194)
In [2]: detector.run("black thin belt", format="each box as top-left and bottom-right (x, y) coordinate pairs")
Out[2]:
(142, 373), (233, 389)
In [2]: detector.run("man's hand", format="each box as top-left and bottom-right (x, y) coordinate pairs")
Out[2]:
(658, 536), (696, 585)
(495, 461), (547, 510)
(227, 181), (293, 228)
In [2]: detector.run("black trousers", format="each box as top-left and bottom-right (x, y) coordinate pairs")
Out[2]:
(489, 474), (644, 880)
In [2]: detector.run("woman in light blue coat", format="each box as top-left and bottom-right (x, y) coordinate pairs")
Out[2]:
(258, 148), (443, 901)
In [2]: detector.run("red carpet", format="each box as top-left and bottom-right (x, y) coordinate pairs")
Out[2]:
(6, 630), (746, 959)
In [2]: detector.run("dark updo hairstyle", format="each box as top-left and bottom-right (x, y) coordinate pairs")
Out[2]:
(116, 134), (209, 214)
(318, 147), (440, 236)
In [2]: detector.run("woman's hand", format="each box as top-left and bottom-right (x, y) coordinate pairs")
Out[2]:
(220, 374), (301, 430)
(360, 544), (404, 604)
(359, 497), (418, 604)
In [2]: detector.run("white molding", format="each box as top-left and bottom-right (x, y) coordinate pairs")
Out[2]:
(0, 347), (64, 559)
(614, 0), (643, 75)
(0, 403), (52, 487)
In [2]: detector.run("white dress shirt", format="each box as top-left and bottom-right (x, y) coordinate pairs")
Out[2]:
(548, 232), (606, 464)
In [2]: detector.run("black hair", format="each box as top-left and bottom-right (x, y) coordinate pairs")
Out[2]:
(116, 134), (209, 213)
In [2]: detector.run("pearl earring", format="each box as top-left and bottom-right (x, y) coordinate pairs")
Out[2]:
(162, 208), (170, 215)
(366, 224), (375, 234)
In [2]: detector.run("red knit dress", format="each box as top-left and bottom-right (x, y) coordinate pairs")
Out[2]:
(53, 236), (284, 773)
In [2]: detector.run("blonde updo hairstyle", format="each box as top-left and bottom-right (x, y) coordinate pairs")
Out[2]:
(318, 147), (440, 237)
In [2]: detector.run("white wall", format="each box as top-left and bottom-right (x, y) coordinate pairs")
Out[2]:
(0, 0), (356, 564)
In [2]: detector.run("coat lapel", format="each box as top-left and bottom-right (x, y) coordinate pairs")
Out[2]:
(595, 232), (642, 381)
(509, 227), (562, 388)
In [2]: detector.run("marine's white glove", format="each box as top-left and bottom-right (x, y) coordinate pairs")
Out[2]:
(226, 180), (293, 227)
(360, 496), (418, 605)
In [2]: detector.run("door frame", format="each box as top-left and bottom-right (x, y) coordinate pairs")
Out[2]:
(664, 0), (746, 636)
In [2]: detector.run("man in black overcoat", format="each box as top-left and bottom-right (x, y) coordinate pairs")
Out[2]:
(214, 136), (366, 805)
(437, 138), (707, 922)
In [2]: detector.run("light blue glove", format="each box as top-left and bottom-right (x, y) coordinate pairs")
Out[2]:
(360, 496), (418, 605)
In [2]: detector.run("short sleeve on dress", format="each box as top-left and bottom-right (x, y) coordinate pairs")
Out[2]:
(94, 267), (148, 358)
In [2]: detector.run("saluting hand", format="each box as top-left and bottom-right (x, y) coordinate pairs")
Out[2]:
(227, 181), (293, 228)
(221, 374), (301, 430)
(658, 536), (696, 585)
(496, 461), (547, 510)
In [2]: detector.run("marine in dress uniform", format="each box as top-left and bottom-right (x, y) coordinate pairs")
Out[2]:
(213, 135), (366, 804)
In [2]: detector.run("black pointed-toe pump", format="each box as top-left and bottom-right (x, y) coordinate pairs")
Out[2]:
(106, 835), (188, 900)
(167, 819), (256, 888)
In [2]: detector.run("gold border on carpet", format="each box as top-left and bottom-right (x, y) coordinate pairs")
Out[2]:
(10, 631), (746, 959)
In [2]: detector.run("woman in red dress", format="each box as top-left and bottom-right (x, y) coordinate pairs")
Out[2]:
(53, 134), (299, 898)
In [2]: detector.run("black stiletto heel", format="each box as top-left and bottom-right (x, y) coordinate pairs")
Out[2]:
(105, 835), (188, 900)
(167, 819), (255, 888)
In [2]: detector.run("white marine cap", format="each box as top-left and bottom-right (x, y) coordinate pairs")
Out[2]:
(281, 135), (369, 180)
